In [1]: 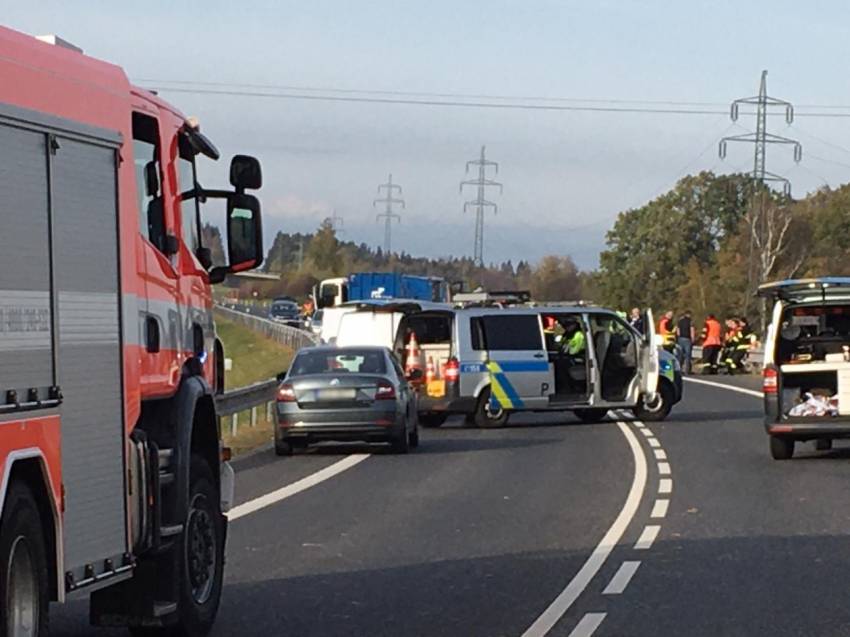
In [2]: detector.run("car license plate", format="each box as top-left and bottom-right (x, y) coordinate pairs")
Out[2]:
(317, 388), (356, 401)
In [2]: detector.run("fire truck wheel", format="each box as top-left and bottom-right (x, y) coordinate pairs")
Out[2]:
(175, 456), (225, 637)
(0, 480), (50, 637)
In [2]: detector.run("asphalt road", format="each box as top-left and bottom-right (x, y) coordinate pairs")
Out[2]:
(52, 377), (850, 636)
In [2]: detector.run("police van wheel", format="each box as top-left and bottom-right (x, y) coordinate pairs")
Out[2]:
(634, 382), (674, 422)
(475, 388), (509, 428)
(0, 481), (49, 637)
(574, 408), (609, 423)
(770, 436), (795, 460)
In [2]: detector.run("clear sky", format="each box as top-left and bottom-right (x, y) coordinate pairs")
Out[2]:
(6, 1), (850, 268)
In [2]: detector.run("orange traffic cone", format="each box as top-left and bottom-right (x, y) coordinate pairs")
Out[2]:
(425, 356), (435, 384)
(404, 331), (422, 378)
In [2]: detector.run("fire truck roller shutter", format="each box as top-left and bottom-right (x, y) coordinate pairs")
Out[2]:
(0, 123), (54, 404)
(51, 134), (128, 587)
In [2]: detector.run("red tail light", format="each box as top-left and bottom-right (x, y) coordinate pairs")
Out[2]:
(375, 381), (396, 400)
(445, 357), (460, 383)
(763, 367), (778, 394)
(277, 383), (296, 402)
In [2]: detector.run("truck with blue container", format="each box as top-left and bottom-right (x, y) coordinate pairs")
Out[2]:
(316, 273), (450, 308)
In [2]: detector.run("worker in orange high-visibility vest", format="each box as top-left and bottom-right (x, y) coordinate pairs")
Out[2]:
(658, 310), (676, 352)
(699, 314), (723, 374)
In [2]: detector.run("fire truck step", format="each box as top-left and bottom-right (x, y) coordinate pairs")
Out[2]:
(160, 524), (183, 538)
(152, 602), (178, 617)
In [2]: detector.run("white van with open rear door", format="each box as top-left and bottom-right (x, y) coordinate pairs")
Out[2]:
(760, 277), (850, 459)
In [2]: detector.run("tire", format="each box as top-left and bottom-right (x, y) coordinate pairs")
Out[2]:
(463, 413), (476, 428)
(574, 408), (609, 423)
(0, 480), (50, 637)
(274, 438), (293, 456)
(172, 456), (225, 636)
(770, 436), (795, 460)
(474, 387), (509, 428)
(633, 381), (675, 422)
(408, 427), (420, 448)
(419, 413), (448, 428)
(391, 427), (410, 454)
(815, 438), (833, 451)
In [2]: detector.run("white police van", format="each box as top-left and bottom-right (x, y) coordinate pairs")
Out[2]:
(392, 306), (681, 427)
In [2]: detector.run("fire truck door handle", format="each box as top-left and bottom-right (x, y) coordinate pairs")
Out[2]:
(145, 317), (161, 353)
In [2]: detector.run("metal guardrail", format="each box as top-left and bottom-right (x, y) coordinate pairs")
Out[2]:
(213, 305), (318, 438)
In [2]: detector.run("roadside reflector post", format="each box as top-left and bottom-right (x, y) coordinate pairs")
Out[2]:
(231, 413), (238, 437)
(266, 401), (273, 422)
(251, 406), (257, 428)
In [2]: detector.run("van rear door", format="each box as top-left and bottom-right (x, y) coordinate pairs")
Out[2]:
(336, 311), (403, 349)
(758, 277), (850, 304)
(480, 314), (553, 410)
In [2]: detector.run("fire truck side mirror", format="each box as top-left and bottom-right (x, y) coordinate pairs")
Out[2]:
(226, 193), (262, 272)
(230, 155), (262, 192)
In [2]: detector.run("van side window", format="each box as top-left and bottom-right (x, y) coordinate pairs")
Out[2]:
(132, 113), (166, 253)
(482, 315), (543, 350)
(471, 317), (486, 350)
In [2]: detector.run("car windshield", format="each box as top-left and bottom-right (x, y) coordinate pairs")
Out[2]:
(290, 349), (386, 375)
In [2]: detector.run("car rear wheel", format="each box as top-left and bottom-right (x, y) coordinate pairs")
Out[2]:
(274, 438), (294, 456)
(770, 435), (795, 460)
(475, 387), (509, 428)
(391, 428), (410, 454)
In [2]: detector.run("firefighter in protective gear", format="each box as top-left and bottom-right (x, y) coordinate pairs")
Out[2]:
(543, 315), (559, 351)
(721, 318), (744, 374)
(725, 318), (752, 374)
(698, 314), (723, 374)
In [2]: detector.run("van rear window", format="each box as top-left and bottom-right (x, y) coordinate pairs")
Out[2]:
(480, 315), (543, 351)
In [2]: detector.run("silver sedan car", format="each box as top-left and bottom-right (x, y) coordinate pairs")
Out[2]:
(275, 346), (420, 455)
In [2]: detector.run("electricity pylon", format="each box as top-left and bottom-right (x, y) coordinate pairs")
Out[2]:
(460, 146), (502, 266)
(374, 174), (404, 254)
(719, 70), (802, 195)
(330, 209), (344, 234)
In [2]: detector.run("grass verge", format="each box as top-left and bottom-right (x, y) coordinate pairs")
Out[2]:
(216, 314), (294, 455)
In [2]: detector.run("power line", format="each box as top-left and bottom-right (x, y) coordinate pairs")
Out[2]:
(374, 174), (404, 254)
(460, 146), (502, 266)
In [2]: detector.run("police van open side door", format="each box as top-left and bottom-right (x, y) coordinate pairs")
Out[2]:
(640, 308), (660, 398)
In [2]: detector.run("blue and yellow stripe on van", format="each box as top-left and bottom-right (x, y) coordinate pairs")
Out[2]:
(486, 361), (524, 410)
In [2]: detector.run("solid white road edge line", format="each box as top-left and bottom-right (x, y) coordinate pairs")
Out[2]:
(603, 561), (641, 595)
(567, 613), (607, 637)
(521, 421), (648, 637)
(634, 525), (661, 550)
(684, 376), (762, 399)
(650, 499), (669, 519)
(227, 454), (371, 521)
(659, 478), (673, 494)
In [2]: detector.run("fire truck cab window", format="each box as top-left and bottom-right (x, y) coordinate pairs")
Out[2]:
(132, 112), (166, 253)
(177, 134), (200, 254)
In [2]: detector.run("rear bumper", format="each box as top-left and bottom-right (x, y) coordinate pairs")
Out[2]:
(277, 404), (403, 442)
(765, 420), (850, 438)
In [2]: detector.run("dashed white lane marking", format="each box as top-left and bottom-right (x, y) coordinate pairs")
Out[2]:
(650, 499), (670, 519)
(603, 561), (641, 595)
(647, 437), (661, 448)
(640, 428), (654, 438)
(659, 478), (673, 494)
(654, 449), (667, 460)
(521, 422), (647, 637)
(227, 454), (370, 521)
(684, 376), (762, 398)
(634, 525), (661, 550)
(657, 461), (671, 475)
(567, 613), (607, 637)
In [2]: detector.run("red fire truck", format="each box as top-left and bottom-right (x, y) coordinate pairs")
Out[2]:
(0, 26), (263, 635)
